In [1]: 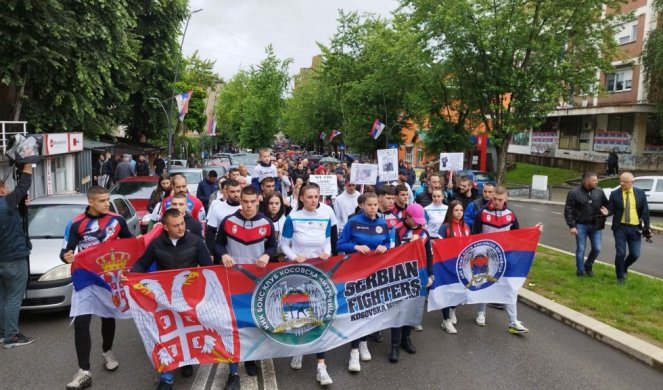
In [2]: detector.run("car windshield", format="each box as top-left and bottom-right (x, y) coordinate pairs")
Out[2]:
(28, 204), (86, 238)
(474, 173), (495, 181)
(110, 181), (156, 199)
(230, 154), (259, 166)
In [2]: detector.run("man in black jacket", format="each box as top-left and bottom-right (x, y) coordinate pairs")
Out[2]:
(414, 173), (441, 207)
(130, 208), (211, 390)
(0, 163), (34, 349)
(451, 176), (479, 210)
(136, 154), (150, 176)
(169, 193), (202, 238)
(564, 172), (609, 277)
(607, 172), (651, 284)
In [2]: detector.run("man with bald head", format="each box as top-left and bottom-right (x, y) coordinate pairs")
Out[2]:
(607, 172), (651, 284)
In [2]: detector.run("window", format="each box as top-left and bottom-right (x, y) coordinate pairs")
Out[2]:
(656, 179), (663, 193)
(113, 198), (133, 220)
(606, 68), (633, 92)
(616, 22), (637, 45)
(633, 179), (654, 192)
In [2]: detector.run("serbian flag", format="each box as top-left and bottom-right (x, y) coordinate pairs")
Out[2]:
(175, 90), (193, 121)
(330, 129), (341, 140)
(369, 119), (385, 139)
(70, 225), (163, 318)
(207, 116), (216, 135)
(320, 132), (326, 140)
(124, 240), (428, 371)
(428, 227), (540, 311)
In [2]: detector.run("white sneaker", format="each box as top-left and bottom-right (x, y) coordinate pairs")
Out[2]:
(348, 349), (361, 372)
(316, 363), (333, 385)
(102, 350), (119, 371)
(508, 321), (529, 334)
(290, 355), (303, 370)
(358, 341), (371, 361)
(441, 319), (457, 334)
(449, 308), (457, 325)
(66, 369), (92, 390)
(413, 325), (423, 331)
(475, 311), (486, 327)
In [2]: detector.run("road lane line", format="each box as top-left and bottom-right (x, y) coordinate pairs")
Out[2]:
(239, 364), (259, 390)
(211, 363), (229, 389)
(551, 211), (562, 215)
(261, 359), (278, 390)
(512, 204), (523, 207)
(190, 364), (213, 390)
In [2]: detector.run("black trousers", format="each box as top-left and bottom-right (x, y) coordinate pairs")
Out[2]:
(74, 315), (115, 370)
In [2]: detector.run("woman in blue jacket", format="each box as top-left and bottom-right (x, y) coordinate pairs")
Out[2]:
(336, 192), (390, 373)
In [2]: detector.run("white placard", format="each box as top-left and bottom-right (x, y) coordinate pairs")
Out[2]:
(377, 148), (398, 182)
(532, 175), (548, 191)
(350, 164), (378, 185)
(309, 175), (338, 196)
(439, 153), (464, 171)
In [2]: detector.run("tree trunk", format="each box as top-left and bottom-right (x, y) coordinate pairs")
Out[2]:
(11, 68), (27, 121)
(495, 133), (512, 185)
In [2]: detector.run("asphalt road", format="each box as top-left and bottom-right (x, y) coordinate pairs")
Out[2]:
(509, 201), (663, 279)
(4, 303), (662, 390)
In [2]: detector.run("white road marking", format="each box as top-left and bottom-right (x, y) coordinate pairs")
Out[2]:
(512, 204), (523, 207)
(551, 212), (562, 215)
(261, 359), (278, 390)
(208, 362), (259, 390)
(190, 364), (213, 390)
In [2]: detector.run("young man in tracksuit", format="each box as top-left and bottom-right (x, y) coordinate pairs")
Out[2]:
(337, 192), (391, 373)
(60, 186), (135, 390)
(130, 208), (212, 390)
(215, 185), (277, 390)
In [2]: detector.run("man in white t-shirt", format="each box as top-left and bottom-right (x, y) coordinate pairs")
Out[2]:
(334, 179), (360, 233)
(205, 179), (241, 254)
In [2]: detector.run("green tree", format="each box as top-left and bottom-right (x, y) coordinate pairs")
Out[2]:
(216, 70), (250, 145)
(642, 0), (663, 135)
(402, 0), (626, 183)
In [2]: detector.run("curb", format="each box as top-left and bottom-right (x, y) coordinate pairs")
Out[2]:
(518, 289), (663, 371)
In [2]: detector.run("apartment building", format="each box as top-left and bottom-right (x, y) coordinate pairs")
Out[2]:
(508, 0), (663, 172)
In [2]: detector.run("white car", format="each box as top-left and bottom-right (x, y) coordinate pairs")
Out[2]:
(602, 176), (663, 211)
(23, 193), (140, 311)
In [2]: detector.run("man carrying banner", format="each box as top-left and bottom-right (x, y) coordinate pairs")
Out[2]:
(169, 192), (202, 238)
(215, 186), (277, 390)
(130, 208), (212, 390)
(337, 192), (390, 373)
(471, 186), (537, 334)
(60, 186), (135, 390)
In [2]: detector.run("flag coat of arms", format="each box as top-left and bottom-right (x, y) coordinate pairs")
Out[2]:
(70, 225), (163, 318)
(124, 240), (429, 371)
(428, 227), (540, 311)
(175, 90), (193, 121)
(370, 119), (385, 139)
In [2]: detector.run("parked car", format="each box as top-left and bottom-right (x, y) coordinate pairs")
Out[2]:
(109, 176), (159, 233)
(23, 193), (140, 311)
(602, 176), (663, 211)
(456, 170), (497, 193)
(169, 159), (188, 168)
(169, 168), (207, 194)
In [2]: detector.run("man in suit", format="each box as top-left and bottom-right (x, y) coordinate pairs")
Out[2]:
(607, 172), (652, 284)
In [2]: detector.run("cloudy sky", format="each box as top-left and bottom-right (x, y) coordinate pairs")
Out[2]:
(184, 0), (400, 80)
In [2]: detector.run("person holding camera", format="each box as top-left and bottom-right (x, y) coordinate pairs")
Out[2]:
(563, 172), (609, 277)
(0, 163), (35, 349)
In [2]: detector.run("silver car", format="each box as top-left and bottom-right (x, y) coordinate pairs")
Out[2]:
(22, 193), (140, 311)
(169, 168), (207, 194)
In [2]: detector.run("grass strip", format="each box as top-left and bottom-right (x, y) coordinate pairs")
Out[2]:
(506, 162), (580, 186)
(527, 246), (663, 347)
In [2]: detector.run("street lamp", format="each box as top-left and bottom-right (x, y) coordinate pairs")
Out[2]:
(149, 97), (171, 159)
(167, 8), (202, 169)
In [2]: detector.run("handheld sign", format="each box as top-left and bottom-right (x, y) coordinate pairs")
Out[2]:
(377, 149), (398, 182)
(350, 164), (378, 185)
(439, 153), (464, 171)
(309, 175), (338, 196)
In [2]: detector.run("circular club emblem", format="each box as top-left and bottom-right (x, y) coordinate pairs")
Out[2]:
(375, 226), (383, 234)
(252, 264), (337, 346)
(456, 240), (506, 291)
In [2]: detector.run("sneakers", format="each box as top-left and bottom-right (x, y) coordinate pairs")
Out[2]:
(475, 311), (486, 326)
(412, 324), (423, 331)
(245, 360), (258, 376)
(66, 369), (92, 390)
(290, 355), (303, 370)
(371, 331), (384, 343)
(449, 308), (457, 325)
(316, 363), (333, 385)
(3, 333), (35, 349)
(508, 321), (529, 334)
(224, 373), (240, 390)
(358, 341), (372, 361)
(102, 350), (119, 371)
(441, 319), (457, 334)
(348, 349), (361, 372)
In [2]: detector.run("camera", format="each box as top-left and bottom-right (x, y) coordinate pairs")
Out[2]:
(5, 134), (43, 165)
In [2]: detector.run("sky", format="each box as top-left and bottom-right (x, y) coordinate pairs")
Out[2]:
(184, 0), (400, 81)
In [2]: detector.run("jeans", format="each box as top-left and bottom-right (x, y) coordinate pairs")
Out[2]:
(575, 224), (602, 273)
(477, 303), (518, 324)
(0, 259), (29, 340)
(613, 225), (641, 279)
(160, 371), (174, 384)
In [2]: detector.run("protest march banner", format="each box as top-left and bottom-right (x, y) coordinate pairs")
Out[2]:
(377, 148), (398, 182)
(439, 152), (464, 171)
(309, 174), (338, 196)
(70, 224), (163, 318)
(350, 163), (378, 185)
(428, 227), (540, 311)
(123, 240), (428, 371)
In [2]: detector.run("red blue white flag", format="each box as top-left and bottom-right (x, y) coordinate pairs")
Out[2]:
(369, 119), (385, 139)
(428, 227), (540, 311)
(330, 129), (341, 140)
(123, 240), (428, 371)
(319, 132), (326, 140)
(175, 90), (193, 121)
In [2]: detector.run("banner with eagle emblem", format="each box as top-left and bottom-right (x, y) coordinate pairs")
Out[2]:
(123, 240), (429, 370)
(428, 227), (540, 311)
